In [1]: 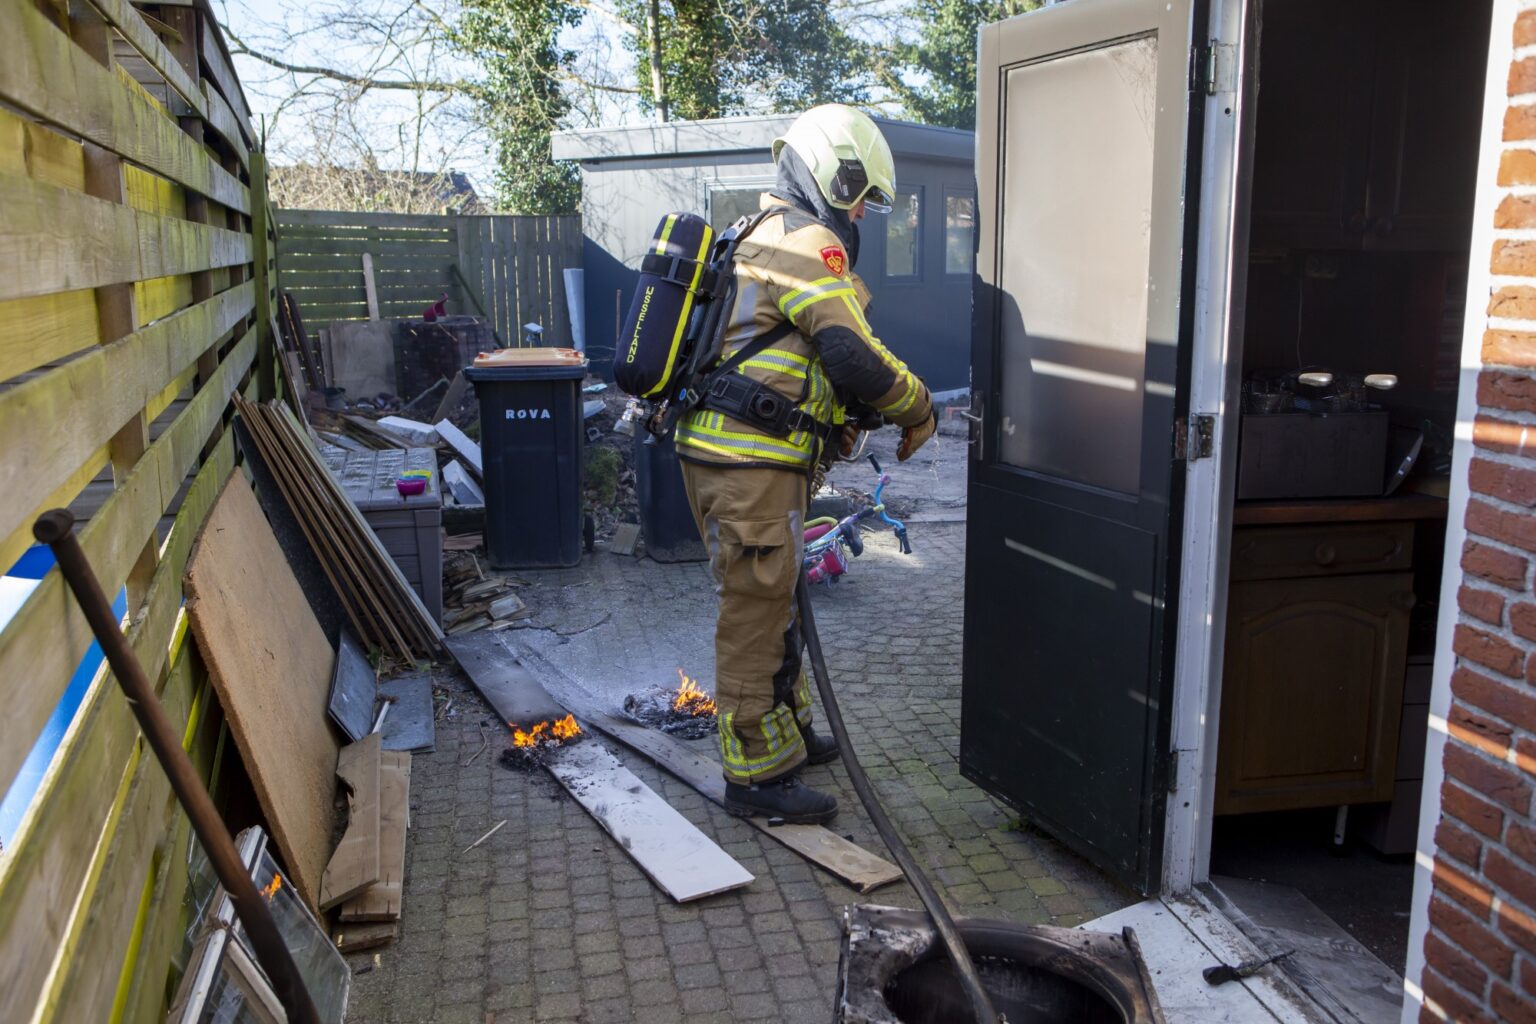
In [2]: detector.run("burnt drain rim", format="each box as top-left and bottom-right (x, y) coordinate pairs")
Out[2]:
(839, 906), (1162, 1024)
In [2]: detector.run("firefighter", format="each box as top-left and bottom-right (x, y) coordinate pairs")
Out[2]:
(676, 104), (936, 823)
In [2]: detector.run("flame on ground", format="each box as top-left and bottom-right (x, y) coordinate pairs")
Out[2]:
(673, 668), (717, 718)
(261, 873), (283, 902)
(510, 714), (582, 749)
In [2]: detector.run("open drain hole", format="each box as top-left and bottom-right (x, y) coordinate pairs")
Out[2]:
(883, 954), (1125, 1024)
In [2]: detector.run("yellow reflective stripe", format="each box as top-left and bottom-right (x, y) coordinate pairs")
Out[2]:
(781, 281), (857, 323)
(778, 275), (842, 310)
(655, 214), (678, 254)
(719, 709), (806, 777)
(676, 424), (815, 465)
(680, 420), (813, 455)
(647, 222), (713, 398)
(881, 378), (921, 418)
(741, 353), (809, 379)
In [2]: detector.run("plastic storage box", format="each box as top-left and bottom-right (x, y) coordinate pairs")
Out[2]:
(464, 347), (588, 568)
(634, 432), (706, 562)
(323, 446), (444, 623)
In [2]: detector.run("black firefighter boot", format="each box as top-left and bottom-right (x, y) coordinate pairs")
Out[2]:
(724, 774), (838, 824)
(800, 725), (841, 765)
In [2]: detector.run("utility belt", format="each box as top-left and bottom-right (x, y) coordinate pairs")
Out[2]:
(698, 370), (839, 445)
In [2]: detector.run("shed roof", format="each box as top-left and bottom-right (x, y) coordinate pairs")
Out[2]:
(552, 113), (974, 164)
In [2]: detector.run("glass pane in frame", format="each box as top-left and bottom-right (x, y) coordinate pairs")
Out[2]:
(996, 35), (1159, 494)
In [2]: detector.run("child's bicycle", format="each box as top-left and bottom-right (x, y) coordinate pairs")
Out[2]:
(802, 454), (911, 585)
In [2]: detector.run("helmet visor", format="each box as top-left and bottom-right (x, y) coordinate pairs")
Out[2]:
(861, 187), (894, 214)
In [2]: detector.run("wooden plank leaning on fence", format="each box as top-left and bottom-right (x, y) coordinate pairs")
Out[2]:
(0, 2), (271, 1022)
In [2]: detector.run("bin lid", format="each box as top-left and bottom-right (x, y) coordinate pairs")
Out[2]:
(466, 346), (588, 381)
(322, 447), (442, 511)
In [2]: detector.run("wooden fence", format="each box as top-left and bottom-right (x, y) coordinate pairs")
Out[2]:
(0, 1), (273, 1021)
(276, 208), (583, 350)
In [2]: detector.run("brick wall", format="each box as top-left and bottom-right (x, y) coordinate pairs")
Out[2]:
(1422, 6), (1536, 1021)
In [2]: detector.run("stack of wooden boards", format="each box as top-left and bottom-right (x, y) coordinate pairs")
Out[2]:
(184, 477), (416, 955)
(442, 551), (527, 635)
(277, 291), (326, 395)
(233, 395), (443, 662)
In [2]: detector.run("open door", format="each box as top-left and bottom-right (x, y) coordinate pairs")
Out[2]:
(961, 0), (1206, 894)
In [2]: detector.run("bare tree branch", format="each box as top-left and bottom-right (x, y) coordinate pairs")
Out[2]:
(224, 26), (467, 93)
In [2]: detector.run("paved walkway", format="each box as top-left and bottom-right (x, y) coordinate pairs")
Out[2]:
(345, 437), (1134, 1022)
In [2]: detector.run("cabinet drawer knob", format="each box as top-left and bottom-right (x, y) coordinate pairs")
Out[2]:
(1314, 543), (1338, 566)
(1394, 591), (1418, 611)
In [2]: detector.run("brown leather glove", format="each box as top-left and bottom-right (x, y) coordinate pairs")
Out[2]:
(838, 423), (861, 458)
(897, 412), (937, 462)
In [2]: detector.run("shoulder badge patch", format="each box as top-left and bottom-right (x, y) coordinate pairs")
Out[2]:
(820, 246), (846, 277)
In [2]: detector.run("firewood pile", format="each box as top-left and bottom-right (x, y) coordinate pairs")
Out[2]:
(441, 552), (531, 635)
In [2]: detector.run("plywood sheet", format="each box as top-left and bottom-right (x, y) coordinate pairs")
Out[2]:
(185, 477), (339, 910)
(339, 751), (411, 921)
(547, 741), (753, 902)
(320, 734), (381, 910)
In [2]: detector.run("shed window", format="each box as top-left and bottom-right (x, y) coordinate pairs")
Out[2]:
(945, 193), (976, 275)
(885, 189), (922, 279)
(709, 187), (768, 234)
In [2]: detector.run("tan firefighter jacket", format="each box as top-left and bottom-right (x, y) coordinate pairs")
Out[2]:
(675, 196), (933, 470)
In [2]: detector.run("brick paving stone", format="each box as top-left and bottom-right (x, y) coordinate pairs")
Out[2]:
(680, 986), (730, 1013)
(346, 513), (1135, 1021)
(534, 991), (582, 1019)
(575, 929), (621, 955)
(674, 961), (723, 990)
(625, 955), (673, 982)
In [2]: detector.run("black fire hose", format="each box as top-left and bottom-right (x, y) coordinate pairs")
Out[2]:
(796, 574), (1001, 1024)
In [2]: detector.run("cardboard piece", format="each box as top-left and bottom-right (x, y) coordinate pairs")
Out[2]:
(184, 478), (340, 910)
(320, 735), (382, 910)
(338, 751), (411, 921)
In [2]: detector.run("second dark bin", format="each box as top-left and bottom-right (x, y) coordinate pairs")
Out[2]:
(634, 433), (706, 562)
(464, 348), (588, 569)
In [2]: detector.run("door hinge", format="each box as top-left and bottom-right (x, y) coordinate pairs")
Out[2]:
(1174, 414), (1215, 462)
(1190, 40), (1217, 95)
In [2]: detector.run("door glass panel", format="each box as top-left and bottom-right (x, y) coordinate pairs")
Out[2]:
(885, 189), (922, 278)
(997, 36), (1159, 494)
(946, 193), (975, 275)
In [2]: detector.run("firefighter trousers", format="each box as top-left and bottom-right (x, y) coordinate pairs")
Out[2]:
(680, 461), (816, 784)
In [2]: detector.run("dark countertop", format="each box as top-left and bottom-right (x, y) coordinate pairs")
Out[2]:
(1234, 493), (1449, 526)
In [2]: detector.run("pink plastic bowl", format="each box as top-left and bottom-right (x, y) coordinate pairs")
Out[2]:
(396, 478), (427, 497)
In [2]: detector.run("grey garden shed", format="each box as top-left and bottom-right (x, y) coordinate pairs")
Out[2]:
(552, 114), (977, 392)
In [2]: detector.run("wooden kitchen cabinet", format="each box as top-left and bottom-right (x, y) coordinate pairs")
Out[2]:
(1248, 0), (1489, 252)
(1215, 520), (1417, 815)
(1361, 0), (1490, 251)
